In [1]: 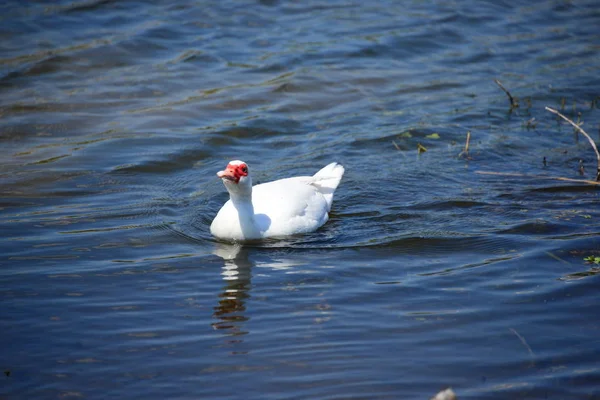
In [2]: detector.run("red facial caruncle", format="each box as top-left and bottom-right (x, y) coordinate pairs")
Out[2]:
(216, 161), (248, 183)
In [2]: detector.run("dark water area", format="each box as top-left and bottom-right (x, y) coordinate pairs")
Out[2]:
(2, 0), (600, 399)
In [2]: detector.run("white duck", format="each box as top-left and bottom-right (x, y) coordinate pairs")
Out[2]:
(210, 160), (344, 241)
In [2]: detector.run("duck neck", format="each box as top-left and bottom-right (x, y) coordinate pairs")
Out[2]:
(229, 191), (260, 237)
(230, 191), (254, 213)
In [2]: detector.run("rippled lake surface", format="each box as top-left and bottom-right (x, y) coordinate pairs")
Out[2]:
(2, 1), (600, 398)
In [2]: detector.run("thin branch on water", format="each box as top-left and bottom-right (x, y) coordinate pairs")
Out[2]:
(546, 251), (571, 266)
(494, 79), (518, 109)
(545, 106), (600, 181)
(465, 131), (470, 154)
(458, 131), (471, 159)
(509, 328), (535, 368)
(475, 170), (600, 186)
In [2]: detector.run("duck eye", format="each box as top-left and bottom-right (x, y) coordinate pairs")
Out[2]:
(241, 166), (248, 173)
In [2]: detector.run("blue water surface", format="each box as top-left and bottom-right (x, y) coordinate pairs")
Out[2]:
(1, 1), (600, 399)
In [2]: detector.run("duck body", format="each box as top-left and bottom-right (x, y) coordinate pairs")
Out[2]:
(210, 161), (344, 241)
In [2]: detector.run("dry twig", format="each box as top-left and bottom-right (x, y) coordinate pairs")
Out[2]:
(510, 328), (535, 368)
(475, 170), (600, 185)
(545, 106), (600, 181)
(458, 131), (471, 159)
(494, 79), (518, 109)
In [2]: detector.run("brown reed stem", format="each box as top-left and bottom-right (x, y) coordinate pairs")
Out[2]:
(476, 170), (600, 185)
(494, 79), (518, 108)
(546, 107), (600, 181)
(458, 131), (471, 159)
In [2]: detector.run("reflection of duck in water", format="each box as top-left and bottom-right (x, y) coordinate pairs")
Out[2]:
(211, 244), (252, 335)
(211, 243), (330, 339)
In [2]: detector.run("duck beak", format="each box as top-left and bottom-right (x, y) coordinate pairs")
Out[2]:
(217, 169), (237, 182)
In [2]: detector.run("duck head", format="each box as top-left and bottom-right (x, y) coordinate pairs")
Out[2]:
(217, 160), (252, 197)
